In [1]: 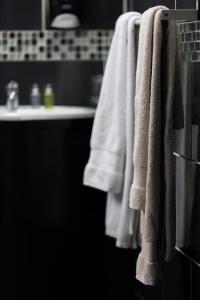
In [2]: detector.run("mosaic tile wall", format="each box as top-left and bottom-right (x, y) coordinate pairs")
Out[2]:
(0, 30), (113, 62)
(177, 21), (200, 62)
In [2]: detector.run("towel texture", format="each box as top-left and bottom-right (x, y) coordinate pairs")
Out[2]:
(164, 22), (178, 261)
(84, 12), (141, 249)
(116, 15), (141, 248)
(130, 6), (163, 211)
(130, 6), (167, 286)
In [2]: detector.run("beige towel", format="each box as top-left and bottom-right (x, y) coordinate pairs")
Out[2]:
(130, 6), (167, 286)
(130, 6), (165, 211)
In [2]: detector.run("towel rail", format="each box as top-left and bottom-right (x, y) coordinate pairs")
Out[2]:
(161, 9), (198, 21)
(135, 19), (141, 26)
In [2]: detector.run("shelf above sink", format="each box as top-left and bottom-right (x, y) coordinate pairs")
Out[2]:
(0, 106), (96, 121)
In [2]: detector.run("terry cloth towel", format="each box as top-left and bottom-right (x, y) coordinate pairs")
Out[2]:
(83, 12), (141, 249)
(164, 21), (177, 261)
(115, 15), (141, 248)
(130, 6), (167, 286)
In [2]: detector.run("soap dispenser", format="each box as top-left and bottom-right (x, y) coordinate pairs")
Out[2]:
(49, 0), (80, 29)
(30, 84), (41, 108)
(43, 84), (55, 109)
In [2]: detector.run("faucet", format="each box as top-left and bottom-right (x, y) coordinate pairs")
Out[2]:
(6, 81), (19, 112)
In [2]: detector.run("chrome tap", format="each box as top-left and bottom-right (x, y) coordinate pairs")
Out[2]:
(6, 81), (19, 112)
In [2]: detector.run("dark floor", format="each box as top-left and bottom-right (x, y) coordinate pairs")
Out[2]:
(0, 119), (196, 300)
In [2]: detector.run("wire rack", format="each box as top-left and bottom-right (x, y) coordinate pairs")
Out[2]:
(177, 20), (200, 62)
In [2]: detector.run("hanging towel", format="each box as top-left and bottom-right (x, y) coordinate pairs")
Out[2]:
(130, 6), (167, 286)
(115, 15), (141, 249)
(83, 12), (141, 249)
(164, 22), (181, 261)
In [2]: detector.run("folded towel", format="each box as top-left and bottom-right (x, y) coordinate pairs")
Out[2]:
(84, 12), (141, 249)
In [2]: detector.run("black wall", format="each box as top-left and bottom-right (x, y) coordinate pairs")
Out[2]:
(129, 0), (196, 11)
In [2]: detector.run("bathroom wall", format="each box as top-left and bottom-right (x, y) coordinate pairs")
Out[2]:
(0, 0), (121, 107)
(130, 0), (196, 11)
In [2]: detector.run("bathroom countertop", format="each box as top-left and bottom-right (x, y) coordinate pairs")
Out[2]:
(0, 105), (96, 122)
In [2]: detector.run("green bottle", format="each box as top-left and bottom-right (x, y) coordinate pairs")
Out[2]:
(43, 84), (55, 108)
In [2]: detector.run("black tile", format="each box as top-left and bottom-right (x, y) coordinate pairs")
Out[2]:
(39, 32), (44, 38)
(10, 46), (15, 52)
(75, 46), (81, 51)
(46, 53), (52, 59)
(10, 32), (15, 38)
(61, 39), (66, 45)
(54, 46), (59, 52)
(24, 54), (30, 60)
(39, 46), (44, 52)
(90, 53), (95, 59)
(32, 39), (37, 46)
(47, 39), (52, 45)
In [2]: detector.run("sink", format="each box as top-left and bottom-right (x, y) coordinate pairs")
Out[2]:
(0, 106), (96, 121)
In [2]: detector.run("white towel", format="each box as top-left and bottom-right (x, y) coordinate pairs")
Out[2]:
(116, 15), (141, 248)
(84, 12), (141, 249)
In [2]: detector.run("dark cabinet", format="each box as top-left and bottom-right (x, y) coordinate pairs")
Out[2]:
(173, 22), (200, 299)
(192, 63), (200, 162)
(163, 251), (192, 300)
(175, 155), (200, 264)
(192, 263), (200, 300)
(0, 120), (107, 300)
